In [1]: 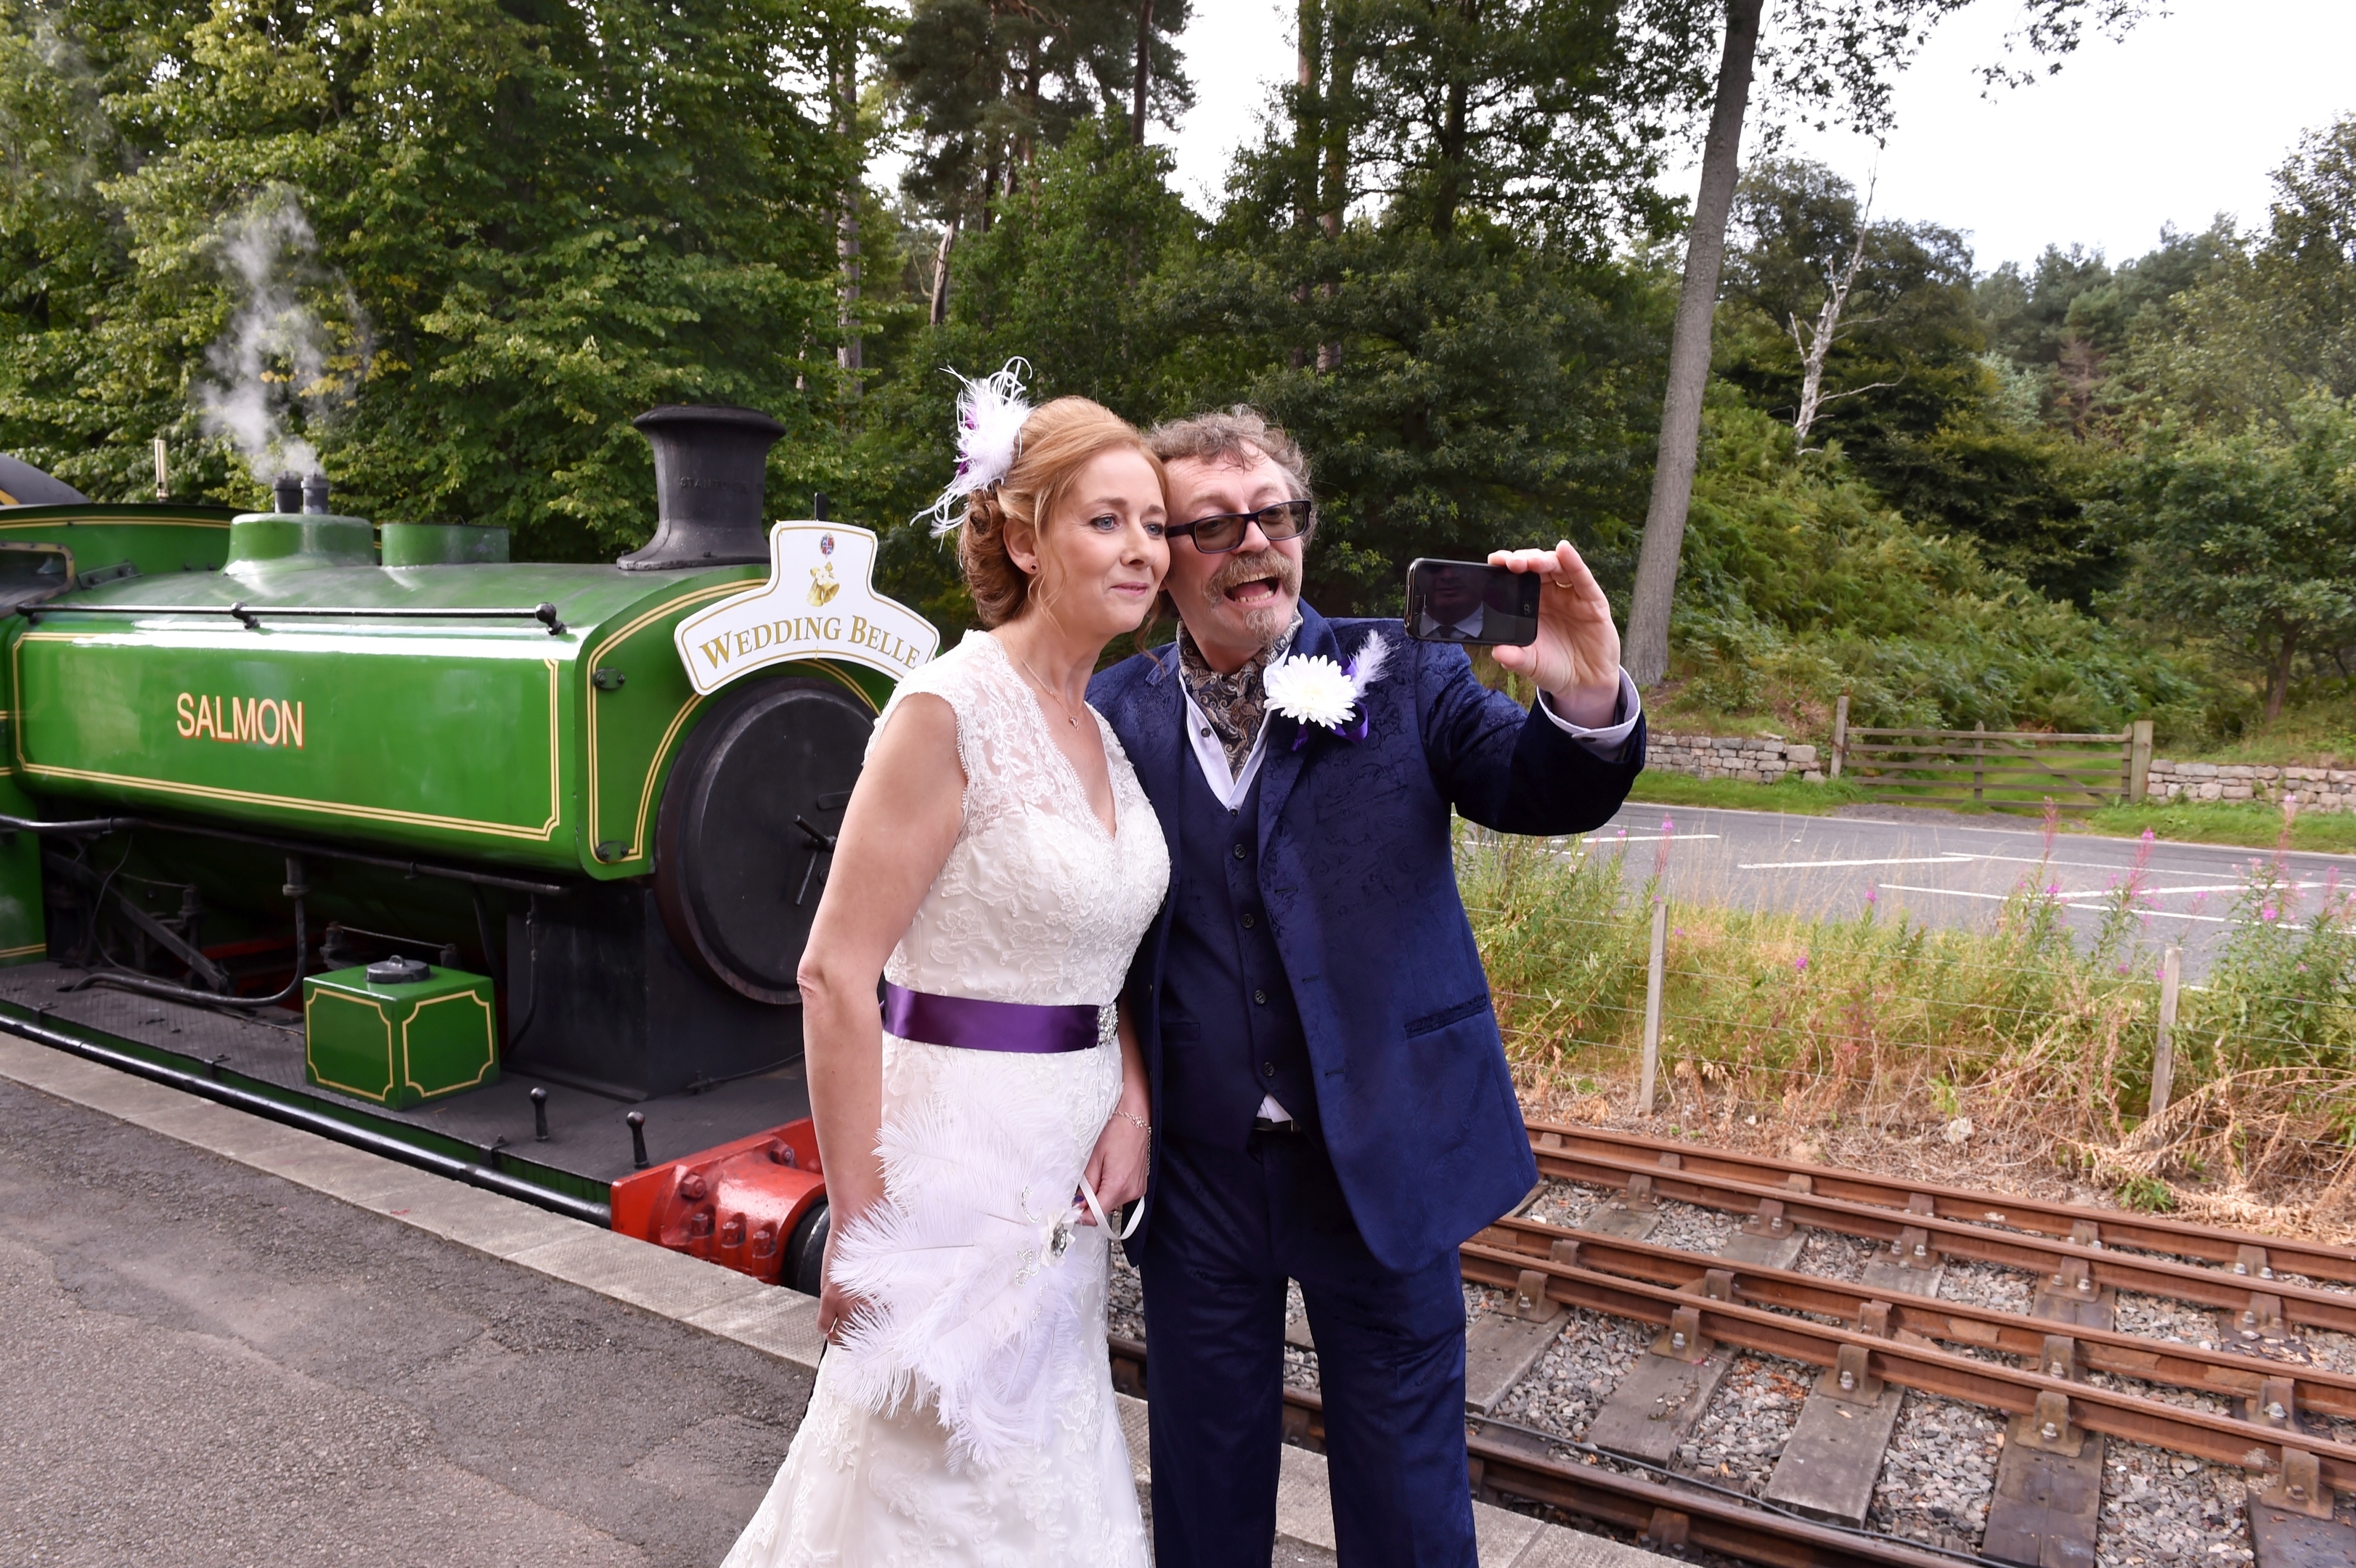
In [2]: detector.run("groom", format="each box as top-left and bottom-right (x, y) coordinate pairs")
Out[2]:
(1091, 409), (1645, 1567)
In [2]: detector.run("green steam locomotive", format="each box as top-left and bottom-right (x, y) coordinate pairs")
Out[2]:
(0, 410), (932, 1289)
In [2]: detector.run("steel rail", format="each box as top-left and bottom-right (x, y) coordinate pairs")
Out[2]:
(1521, 1142), (2356, 1334)
(0, 1004), (611, 1226)
(1103, 1336), (1974, 1568)
(1478, 1215), (2356, 1421)
(1459, 1242), (2356, 1495)
(1528, 1120), (2356, 1285)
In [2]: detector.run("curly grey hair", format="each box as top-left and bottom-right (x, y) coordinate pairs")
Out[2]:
(1142, 407), (1313, 503)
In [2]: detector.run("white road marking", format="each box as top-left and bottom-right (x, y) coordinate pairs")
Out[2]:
(1737, 854), (1976, 870)
(1877, 884), (2234, 923)
(1878, 883), (2109, 901)
(1588, 833), (1722, 845)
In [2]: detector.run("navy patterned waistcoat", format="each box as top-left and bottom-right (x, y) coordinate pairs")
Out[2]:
(1155, 751), (1315, 1146)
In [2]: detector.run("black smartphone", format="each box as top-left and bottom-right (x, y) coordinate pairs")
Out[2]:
(1403, 558), (1541, 647)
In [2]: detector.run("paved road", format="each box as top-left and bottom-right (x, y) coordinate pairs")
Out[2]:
(0, 1078), (813, 1568)
(1576, 801), (2355, 977)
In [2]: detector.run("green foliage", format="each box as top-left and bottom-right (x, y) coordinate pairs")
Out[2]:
(1170, 216), (1674, 613)
(850, 107), (1682, 630)
(1625, 771), (1870, 813)
(0, 0), (857, 557)
(2187, 859), (2356, 1074)
(885, 0), (1191, 224)
(1463, 818), (2352, 1214)
(1461, 825), (2166, 1132)
(1327, 0), (1702, 242)
(1974, 225), (2234, 436)
(1674, 401), (2198, 735)
(1718, 158), (2103, 602)
(2097, 395), (2356, 721)
(2081, 801), (2356, 857)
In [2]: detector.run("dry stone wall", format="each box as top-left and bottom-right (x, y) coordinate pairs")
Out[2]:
(2144, 759), (2356, 814)
(1645, 736), (2355, 812)
(1647, 732), (1824, 785)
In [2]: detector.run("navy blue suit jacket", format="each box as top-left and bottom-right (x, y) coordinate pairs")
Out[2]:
(1091, 603), (1646, 1271)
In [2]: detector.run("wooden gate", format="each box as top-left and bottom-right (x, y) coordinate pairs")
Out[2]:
(1829, 701), (2153, 814)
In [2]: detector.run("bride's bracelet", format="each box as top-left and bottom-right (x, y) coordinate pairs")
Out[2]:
(1112, 1108), (1151, 1137)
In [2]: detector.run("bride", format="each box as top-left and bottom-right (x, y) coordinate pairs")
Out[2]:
(722, 376), (1170, 1567)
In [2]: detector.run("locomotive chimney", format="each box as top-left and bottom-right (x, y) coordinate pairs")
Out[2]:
(302, 472), (330, 514)
(619, 404), (787, 571)
(272, 473), (303, 515)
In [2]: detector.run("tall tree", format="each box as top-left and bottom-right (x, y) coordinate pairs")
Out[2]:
(886, 0), (1189, 318)
(0, 0), (852, 553)
(1621, 0), (2159, 687)
(2104, 396), (2356, 724)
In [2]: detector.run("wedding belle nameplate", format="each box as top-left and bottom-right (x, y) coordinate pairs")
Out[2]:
(673, 521), (941, 695)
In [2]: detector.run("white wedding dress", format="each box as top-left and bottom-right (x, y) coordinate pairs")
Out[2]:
(723, 630), (1168, 1568)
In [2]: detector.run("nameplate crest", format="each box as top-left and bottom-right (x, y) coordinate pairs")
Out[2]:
(674, 522), (939, 695)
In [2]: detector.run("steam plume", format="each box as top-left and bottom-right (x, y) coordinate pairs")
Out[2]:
(194, 192), (368, 490)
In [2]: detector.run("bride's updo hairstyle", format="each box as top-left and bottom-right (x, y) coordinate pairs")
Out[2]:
(958, 397), (1166, 629)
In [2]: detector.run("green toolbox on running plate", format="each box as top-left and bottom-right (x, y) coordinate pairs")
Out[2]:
(303, 957), (499, 1108)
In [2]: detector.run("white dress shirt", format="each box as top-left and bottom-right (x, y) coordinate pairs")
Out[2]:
(1181, 659), (1643, 1122)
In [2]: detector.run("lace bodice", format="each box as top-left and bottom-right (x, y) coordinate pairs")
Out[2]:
(870, 630), (1170, 1010)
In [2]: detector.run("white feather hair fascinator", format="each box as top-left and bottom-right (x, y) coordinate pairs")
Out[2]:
(917, 358), (1035, 536)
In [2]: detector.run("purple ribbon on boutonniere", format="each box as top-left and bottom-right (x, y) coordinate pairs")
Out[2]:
(1265, 634), (1391, 750)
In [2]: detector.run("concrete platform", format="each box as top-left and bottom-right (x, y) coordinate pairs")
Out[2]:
(0, 1031), (1676, 1567)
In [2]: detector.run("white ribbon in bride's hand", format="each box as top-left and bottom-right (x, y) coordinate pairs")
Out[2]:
(1075, 1177), (1145, 1241)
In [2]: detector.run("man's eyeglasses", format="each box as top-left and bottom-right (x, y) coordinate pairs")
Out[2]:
(1162, 499), (1315, 555)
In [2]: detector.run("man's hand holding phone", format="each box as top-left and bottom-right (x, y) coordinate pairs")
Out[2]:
(1488, 542), (1623, 728)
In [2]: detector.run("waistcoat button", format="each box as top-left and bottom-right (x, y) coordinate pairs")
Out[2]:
(1232, 843), (1247, 859)
(1253, 989), (1268, 1004)
(1240, 912), (1256, 928)
(1262, 1061), (1276, 1078)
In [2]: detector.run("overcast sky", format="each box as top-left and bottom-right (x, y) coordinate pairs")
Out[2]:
(1148, 0), (2356, 274)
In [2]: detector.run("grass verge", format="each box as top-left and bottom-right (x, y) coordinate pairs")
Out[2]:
(2084, 800), (2356, 855)
(1623, 772), (1869, 814)
(1628, 769), (2356, 854)
(1463, 828), (2356, 1237)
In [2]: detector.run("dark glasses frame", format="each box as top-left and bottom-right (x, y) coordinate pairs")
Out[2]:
(1162, 499), (1316, 554)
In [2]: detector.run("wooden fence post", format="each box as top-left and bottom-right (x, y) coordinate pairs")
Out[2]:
(2151, 943), (2182, 1116)
(1639, 897), (1668, 1116)
(1973, 721), (1986, 803)
(1830, 694), (1848, 780)
(2129, 719), (2154, 804)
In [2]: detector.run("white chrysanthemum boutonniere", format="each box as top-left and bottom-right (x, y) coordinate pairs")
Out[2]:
(1263, 632), (1390, 748)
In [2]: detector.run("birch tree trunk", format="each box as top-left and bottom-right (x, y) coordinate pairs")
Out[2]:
(1623, 0), (1764, 688)
(1790, 226), (1867, 444)
(928, 211), (959, 327)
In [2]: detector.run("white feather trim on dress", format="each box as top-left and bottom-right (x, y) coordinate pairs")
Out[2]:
(824, 1045), (1108, 1469)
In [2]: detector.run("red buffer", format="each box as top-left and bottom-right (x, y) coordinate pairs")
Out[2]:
(610, 1118), (830, 1293)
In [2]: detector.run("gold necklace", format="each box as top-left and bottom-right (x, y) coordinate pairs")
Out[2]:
(1013, 649), (1085, 728)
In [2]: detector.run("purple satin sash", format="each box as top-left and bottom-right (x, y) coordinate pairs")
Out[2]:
(880, 981), (1101, 1054)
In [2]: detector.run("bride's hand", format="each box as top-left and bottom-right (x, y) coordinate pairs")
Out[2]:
(815, 1228), (867, 1342)
(1080, 1106), (1150, 1223)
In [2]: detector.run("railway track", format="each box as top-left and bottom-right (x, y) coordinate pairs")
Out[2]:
(1109, 1122), (2356, 1568)
(1106, 1334), (1979, 1568)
